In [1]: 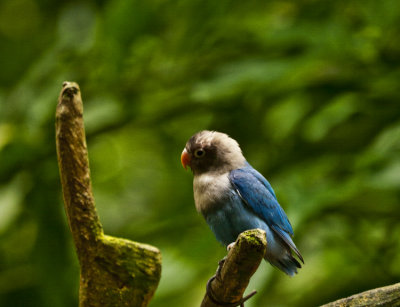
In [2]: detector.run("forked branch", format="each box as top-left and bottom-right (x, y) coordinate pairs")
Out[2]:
(56, 82), (161, 307)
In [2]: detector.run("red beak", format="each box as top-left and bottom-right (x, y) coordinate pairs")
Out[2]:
(181, 148), (191, 169)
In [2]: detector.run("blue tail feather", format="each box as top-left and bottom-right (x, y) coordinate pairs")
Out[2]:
(268, 253), (302, 276)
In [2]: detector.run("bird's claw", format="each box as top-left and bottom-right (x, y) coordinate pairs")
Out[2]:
(215, 256), (226, 281)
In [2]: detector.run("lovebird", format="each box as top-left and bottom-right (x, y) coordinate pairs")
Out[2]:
(181, 130), (303, 276)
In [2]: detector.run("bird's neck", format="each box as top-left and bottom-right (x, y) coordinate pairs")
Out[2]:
(193, 171), (232, 214)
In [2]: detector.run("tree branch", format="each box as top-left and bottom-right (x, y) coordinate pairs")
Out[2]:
(321, 282), (400, 307)
(56, 81), (161, 307)
(201, 229), (267, 307)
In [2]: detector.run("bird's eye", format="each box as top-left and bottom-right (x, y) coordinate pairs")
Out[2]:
(194, 149), (205, 158)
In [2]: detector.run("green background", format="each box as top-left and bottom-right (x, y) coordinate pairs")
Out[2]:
(1, 0), (400, 306)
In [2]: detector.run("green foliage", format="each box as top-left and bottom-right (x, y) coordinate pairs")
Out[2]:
(1, 0), (400, 306)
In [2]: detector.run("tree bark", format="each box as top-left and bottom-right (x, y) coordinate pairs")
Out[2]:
(56, 81), (161, 307)
(320, 282), (400, 307)
(201, 229), (267, 307)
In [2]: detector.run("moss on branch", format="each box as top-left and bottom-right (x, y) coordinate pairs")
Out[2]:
(56, 82), (161, 307)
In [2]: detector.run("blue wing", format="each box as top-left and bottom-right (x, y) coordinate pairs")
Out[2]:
(229, 163), (303, 262)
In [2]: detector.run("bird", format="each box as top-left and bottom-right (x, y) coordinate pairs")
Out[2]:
(181, 130), (303, 276)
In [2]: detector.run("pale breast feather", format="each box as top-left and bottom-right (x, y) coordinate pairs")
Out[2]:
(193, 172), (232, 213)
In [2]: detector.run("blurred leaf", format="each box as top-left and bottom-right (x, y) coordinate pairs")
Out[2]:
(303, 93), (359, 141)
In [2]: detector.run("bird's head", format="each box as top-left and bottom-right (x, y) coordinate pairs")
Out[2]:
(181, 130), (246, 175)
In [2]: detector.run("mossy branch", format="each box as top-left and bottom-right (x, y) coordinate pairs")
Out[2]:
(201, 229), (267, 307)
(321, 282), (400, 307)
(56, 81), (161, 307)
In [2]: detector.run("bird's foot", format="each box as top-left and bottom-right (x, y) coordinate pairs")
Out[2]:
(227, 242), (235, 251)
